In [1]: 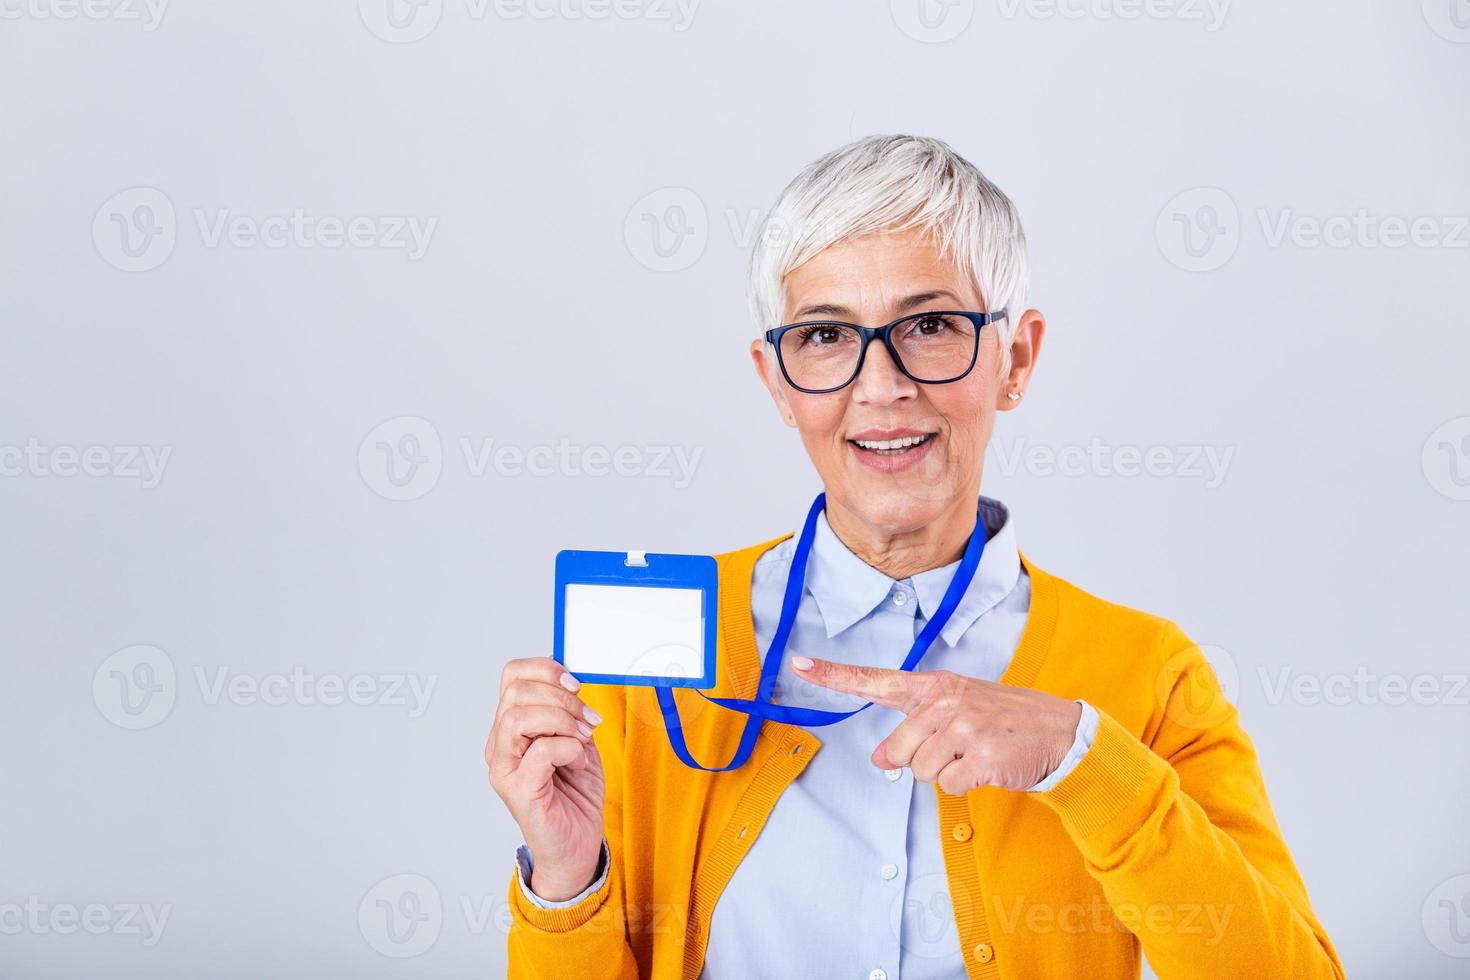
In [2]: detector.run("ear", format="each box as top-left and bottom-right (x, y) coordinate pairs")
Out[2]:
(750, 339), (798, 427)
(996, 309), (1046, 412)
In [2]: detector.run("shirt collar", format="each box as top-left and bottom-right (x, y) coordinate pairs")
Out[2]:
(803, 495), (1022, 647)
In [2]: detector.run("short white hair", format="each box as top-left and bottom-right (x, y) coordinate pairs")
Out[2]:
(746, 134), (1028, 347)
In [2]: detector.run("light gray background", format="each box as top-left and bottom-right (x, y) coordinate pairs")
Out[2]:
(2, 1), (1468, 977)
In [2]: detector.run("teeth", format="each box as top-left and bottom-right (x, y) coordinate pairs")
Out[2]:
(854, 434), (932, 450)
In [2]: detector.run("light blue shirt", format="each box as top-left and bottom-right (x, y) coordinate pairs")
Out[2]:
(516, 496), (1098, 980)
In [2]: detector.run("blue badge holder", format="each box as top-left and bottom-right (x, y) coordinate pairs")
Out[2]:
(553, 549), (719, 690)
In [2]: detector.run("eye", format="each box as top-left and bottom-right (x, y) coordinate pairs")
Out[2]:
(797, 324), (847, 347)
(911, 315), (949, 336)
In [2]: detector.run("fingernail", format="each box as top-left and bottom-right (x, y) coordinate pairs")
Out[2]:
(583, 706), (603, 726)
(792, 656), (814, 671)
(577, 720), (593, 738)
(559, 672), (581, 692)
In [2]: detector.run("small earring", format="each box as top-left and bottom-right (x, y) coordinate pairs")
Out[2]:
(1006, 390), (1023, 401)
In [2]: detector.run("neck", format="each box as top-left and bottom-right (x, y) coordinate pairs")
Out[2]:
(824, 492), (982, 581)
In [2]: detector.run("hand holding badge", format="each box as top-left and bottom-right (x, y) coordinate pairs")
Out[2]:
(552, 493), (988, 773)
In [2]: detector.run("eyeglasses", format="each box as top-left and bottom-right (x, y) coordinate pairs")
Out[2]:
(763, 309), (1008, 394)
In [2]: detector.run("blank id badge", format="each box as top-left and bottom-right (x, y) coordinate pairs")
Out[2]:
(553, 549), (718, 689)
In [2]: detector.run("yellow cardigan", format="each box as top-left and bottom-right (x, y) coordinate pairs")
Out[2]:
(507, 535), (1343, 979)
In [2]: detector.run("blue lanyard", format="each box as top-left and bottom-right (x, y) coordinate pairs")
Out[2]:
(655, 492), (988, 772)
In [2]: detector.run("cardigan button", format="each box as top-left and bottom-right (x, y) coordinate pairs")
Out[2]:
(972, 942), (993, 963)
(951, 823), (973, 842)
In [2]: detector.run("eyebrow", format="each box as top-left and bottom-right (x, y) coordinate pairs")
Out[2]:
(791, 290), (963, 322)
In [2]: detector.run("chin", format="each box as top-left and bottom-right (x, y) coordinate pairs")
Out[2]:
(831, 481), (953, 536)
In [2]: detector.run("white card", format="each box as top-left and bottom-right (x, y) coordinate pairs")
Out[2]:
(562, 583), (705, 681)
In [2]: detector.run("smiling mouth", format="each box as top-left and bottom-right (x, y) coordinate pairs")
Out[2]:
(849, 432), (936, 456)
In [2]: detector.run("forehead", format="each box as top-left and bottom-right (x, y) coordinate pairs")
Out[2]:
(781, 228), (978, 320)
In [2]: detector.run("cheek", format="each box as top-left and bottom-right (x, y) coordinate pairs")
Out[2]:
(790, 396), (849, 445)
(930, 380), (997, 472)
(936, 377), (995, 435)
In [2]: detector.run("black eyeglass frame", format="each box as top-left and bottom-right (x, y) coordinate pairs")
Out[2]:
(762, 309), (1009, 395)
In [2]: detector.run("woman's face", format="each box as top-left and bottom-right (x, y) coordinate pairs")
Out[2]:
(751, 228), (1041, 539)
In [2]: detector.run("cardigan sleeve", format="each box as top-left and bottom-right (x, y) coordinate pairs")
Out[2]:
(506, 682), (640, 980)
(1035, 620), (1345, 980)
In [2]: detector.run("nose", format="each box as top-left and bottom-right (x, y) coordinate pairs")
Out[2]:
(849, 336), (918, 405)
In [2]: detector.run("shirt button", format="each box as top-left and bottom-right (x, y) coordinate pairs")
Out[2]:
(951, 822), (973, 842)
(868, 970), (888, 980)
(972, 942), (994, 963)
(893, 591), (908, 606)
(884, 768), (903, 781)
(880, 863), (899, 880)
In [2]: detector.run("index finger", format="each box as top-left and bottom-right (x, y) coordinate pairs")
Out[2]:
(792, 656), (923, 712)
(500, 656), (581, 696)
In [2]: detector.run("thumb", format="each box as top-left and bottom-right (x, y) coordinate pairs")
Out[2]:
(871, 740), (899, 771)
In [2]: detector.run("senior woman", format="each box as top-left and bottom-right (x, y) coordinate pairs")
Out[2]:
(487, 135), (1342, 979)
